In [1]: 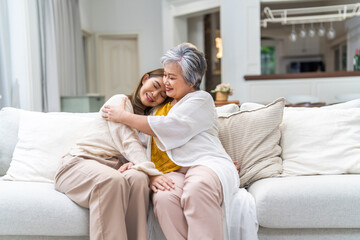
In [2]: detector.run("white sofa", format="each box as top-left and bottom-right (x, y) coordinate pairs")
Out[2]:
(1, 98), (360, 240)
(240, 98), (360, 240)
(0, 108), (89, 240)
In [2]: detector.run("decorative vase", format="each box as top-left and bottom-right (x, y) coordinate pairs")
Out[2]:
(216, 91), (229, 101)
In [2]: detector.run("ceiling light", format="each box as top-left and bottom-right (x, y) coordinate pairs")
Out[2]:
(308, 23), (315, 37)
(327, 22), (336, 39)
(289, 24), (297, 42)
(318, 22), (326, 37)
(299, 24), (307, 38)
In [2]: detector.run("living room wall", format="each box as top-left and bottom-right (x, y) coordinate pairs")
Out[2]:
(79, 0), (164, 77)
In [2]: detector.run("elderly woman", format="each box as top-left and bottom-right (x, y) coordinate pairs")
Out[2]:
(103, 43), (258, 240)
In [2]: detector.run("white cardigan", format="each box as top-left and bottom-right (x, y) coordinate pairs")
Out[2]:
(144, 90), (258, 240)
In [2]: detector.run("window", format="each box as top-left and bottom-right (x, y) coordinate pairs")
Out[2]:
(334, 43), (347, 71)
(261, 46), (276, 75)
(341, 44), (347, 71)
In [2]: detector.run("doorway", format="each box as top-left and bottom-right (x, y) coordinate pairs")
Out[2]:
(204, 12), (221, 95)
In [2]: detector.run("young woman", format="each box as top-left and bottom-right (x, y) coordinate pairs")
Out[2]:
(102, 43), (258, 240)
(54, 68), (173, 240)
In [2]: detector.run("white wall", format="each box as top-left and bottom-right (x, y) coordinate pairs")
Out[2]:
(80, 0), (164, 76)
(187, 16), (205, 90)
(220, 0), (261, 102)
(79, 0), (92, 32)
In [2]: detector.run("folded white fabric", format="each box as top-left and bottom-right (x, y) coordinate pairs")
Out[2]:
(3, 110), (97, 183)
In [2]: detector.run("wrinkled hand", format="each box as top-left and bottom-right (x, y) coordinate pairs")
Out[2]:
(150, 175), (175, 193)
(101, 99), (127, 122)
(233, 161), (240, 173)
(118, 162), (134, 173)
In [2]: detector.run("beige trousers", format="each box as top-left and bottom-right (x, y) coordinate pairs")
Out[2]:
(152, 165), (224, 240)
(55, 155), (149, 240)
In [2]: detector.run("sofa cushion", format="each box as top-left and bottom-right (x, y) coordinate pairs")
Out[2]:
(258, 228), (360, 240)
(248, 175), (360, 228)
(322, 98), (360, 109)
(0, 180), (89, 236)
(3, 110), (98, 183)
(240, 98), (360, 111)
(215, 103), (240, 115)
(281, 107), (360, 176)
(0, 108), (21, 176)
(217, 98), (284, 187)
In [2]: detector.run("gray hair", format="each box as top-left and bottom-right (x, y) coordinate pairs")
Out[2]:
(160, 42), (207, 90)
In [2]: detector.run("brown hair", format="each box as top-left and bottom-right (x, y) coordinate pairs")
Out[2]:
(128, 68), (172, 115)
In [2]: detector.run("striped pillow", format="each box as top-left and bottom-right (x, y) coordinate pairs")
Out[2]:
(218, 98), (285, 187)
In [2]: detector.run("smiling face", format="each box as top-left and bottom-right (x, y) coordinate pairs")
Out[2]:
(163, 62), (195, 104)
(139, 75), (167, 107)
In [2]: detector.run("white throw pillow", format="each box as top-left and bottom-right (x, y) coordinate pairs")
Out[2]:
(323, 98), (360, 109)
(216, 103), (240, 115)
(281, 107), (360, 176)
(3, 110), (98, 183)
(241, 98), (360, 111)
(240, 102), (265, 111)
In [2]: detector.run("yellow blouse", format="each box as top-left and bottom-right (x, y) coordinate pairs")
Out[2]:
(151, 103), (181, 173)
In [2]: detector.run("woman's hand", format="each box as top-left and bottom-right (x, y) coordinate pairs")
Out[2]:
(149, 175), (175, 193)
(233, 161), (240, 173)
(118, 162), (134, 173)
(102, 99), (127, 122)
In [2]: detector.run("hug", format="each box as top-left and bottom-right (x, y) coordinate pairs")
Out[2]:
(55, 42), (258, 240)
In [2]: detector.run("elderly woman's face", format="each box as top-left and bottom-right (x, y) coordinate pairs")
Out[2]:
(163, 62), (195, 103)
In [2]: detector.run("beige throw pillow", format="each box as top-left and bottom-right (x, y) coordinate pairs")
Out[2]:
(218, 98), (285, 187)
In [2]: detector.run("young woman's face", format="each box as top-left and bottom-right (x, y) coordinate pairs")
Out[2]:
(163, 62), (195, 103)
(139, 75), (167, 107)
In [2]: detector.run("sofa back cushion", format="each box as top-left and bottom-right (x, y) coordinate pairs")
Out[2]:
(281, 107), (360, 176)
(217, 98), (285, 187)
(0, 108), (21, 176)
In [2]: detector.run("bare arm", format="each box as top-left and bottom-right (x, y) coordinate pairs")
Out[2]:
(102, 98), (156, 136)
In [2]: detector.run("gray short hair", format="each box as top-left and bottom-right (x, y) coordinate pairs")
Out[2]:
(161, 43), (207, 90)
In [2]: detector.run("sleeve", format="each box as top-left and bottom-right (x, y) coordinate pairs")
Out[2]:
(147, 92), (215, 151)
(101, 94), (162, 176)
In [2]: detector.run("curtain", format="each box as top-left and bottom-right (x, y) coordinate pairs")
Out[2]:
(37, 0), (86, 112)
(0, 0), (12, 108)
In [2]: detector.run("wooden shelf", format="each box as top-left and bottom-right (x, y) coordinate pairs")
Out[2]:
(244, 71), (360, 81)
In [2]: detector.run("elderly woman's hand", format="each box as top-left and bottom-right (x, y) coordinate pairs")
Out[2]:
(102, 99), (127, 122)
(149, 175), (175, 193)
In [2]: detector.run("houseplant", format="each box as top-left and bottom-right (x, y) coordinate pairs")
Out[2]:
(211, 83), (234, 101)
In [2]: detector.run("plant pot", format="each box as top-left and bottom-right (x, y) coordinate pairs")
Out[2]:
(216, 91), (228, 101)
